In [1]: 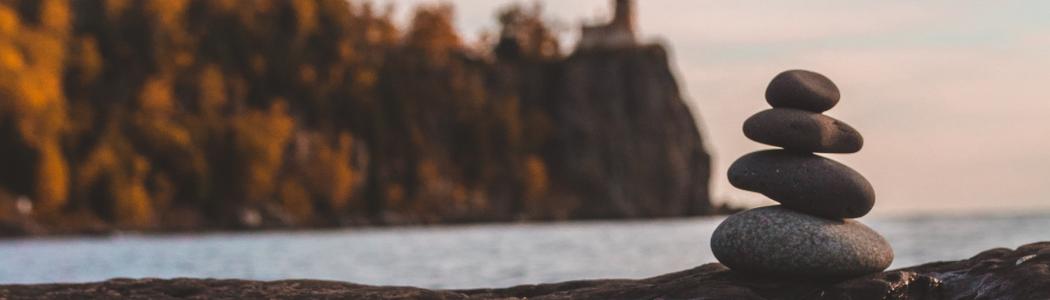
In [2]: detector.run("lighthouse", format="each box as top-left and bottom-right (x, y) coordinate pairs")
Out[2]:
(577, 0), (638, 50)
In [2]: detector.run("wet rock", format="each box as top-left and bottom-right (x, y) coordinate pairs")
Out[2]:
(743, 108), (863, 153)
(2, 242), (1048, 299)
(710, 206), (892, 278)
(766, 70), (840, 112)
(727, 150), (875, 218)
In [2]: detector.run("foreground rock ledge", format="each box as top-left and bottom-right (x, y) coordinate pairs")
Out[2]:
(2, 242), (1048, 300)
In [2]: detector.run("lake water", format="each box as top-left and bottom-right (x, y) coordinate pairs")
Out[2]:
(0, 213), (1047, 289)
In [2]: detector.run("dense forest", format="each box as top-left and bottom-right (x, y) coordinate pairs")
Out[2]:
(0, 0), (715, 235)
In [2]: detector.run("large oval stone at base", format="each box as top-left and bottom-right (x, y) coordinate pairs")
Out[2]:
(711, 206), (893, 279)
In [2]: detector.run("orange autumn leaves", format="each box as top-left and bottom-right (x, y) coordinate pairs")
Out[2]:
(0, 0), (562, 232)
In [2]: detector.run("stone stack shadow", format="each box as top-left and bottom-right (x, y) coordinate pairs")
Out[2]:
(710, 70), (894, 279)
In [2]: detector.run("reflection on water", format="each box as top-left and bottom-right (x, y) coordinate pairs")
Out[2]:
(0, 213), (1047, 289)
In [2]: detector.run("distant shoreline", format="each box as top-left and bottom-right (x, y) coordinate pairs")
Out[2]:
(8, 205), (1050, 240)
(0, 203), (742, 239)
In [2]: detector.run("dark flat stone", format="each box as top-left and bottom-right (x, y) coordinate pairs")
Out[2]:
(727, 150), (874, 219)
(766, 70), (840, 112)
(743, 108), (863, 153)
(710, 206), (893, 279)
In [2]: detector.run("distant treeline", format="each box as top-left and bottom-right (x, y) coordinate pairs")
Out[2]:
(0, 0), (714, 235)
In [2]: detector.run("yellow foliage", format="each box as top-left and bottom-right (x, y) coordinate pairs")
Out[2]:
(16, 70), (52, 113)
(385, 184), (405, 210)
(417, 159), (440, 186)
(198, 65), (227, 113)
(338, 39), (354, 60)
(6, 25), (68, 151)
(114, 155), (155, 228)
(18, 28), (67, 72)
(0, 43), (24, 73)
(329, 134), (358, 209)
(233, 100), (295, 203)
(250, 55), (266, 75)
(291, 0), (318, 36)
(303, 133), (359, 211)
(73, 37), (103, 84)
(174, 51), (194, 68)
(0, 0), (573, 229)
(523, 155), (549, 199)
(34, 141), (69, 217)
(406, 4), (462, 66)
(13, 70), (66, 147)
(354, 70), (377, 91)
(149, 173), (175, 211)
(298, 64), (317, 84)
(39, 0), (71, 34)
(139, 76), (175, 116)
(522, 154), (557, 218)
(75, 131), (157, 228)
(278, 178), (312, 222)
(0, 6), (18, 36)
(76, 135), (119, 194)
(142, 0), (192, 72)
(145, 0), (189, 30)
(0, 8), (68, 149)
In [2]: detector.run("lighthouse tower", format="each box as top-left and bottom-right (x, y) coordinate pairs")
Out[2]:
(577, 0), (638, 50)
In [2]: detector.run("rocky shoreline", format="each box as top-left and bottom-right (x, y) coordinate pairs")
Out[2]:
(2, 242), (1047, 299)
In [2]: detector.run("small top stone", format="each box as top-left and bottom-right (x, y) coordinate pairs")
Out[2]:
(765, 70), (840, 112)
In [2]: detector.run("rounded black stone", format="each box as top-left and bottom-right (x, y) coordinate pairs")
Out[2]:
(727, 150), (874, 219)
(711, 206), (893, 279)
(766, 70), (840, 112)
(743, 108), (863, 153)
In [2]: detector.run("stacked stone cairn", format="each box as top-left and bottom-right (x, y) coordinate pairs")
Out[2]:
(710, 70), (893, 279)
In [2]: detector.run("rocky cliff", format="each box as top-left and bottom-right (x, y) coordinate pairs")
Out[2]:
(545, 46), (713, 219)
(0, 1), (716, 235)
(2, 242), (1047, 299)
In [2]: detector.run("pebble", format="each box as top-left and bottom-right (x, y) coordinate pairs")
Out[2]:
(765, 70), (840, 112)
(727, 150), (875, 219)
(743, 108), (863, 153)
(710, 206), (894, 278)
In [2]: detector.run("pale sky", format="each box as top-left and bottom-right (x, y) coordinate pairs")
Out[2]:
(372, 0), (1050, 216)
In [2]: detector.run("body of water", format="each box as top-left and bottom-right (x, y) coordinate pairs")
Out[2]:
(0, 213), (1047, 289)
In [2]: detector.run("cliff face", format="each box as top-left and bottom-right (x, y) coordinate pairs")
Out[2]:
(546, 46), (712, 218)
(3, 242), (1047, 299)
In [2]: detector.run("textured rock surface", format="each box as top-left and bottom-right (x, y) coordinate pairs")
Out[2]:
(2, 242), (1048, 299)
(547, 46), (714, 218)
(711, 206), (893, 278)
(728, 150), (875, 218)
(766, 69), (841, 112)
(743, 108), (863, 153)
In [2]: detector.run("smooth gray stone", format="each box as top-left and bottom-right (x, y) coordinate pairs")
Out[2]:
(711, 206), (893, 279)
(765, 70), (840, 112)
(727, 150), (874, 219)
(743, 108), (863, 153)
